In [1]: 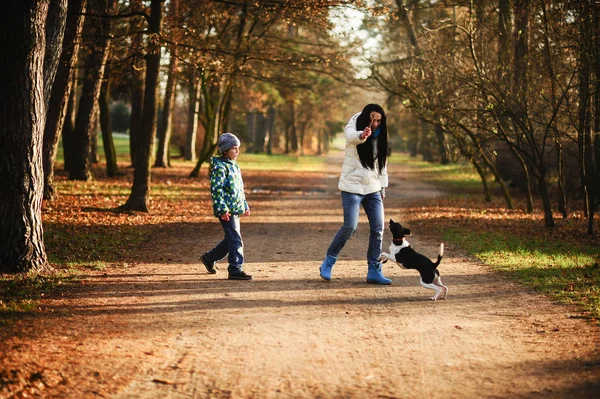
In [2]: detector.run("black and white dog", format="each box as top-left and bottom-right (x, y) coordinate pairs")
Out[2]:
(379, 219), (448, 300)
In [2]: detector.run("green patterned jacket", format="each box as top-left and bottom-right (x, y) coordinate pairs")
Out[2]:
(209, 156), (249, 217)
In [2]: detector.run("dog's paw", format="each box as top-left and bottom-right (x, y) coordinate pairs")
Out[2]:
(379, 252), (392, 262)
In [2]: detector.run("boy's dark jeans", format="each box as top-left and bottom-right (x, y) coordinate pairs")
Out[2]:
(204, 215), (244, 273)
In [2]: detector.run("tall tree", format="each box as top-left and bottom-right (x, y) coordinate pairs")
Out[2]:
(43, 0), (87, 200)
(69, 0), (112, 181)
(154, 0), (178, 168)
(128, 0), (145, 167)
(99, 60), (119, 177)
(120, 0), (164, 212)
(0, 0), (64, 272)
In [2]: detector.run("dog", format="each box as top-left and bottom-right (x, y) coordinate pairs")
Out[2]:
(379, 219), (448, 300)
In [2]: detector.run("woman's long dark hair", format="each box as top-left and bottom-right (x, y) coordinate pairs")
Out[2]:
(355, 103), (388, 173)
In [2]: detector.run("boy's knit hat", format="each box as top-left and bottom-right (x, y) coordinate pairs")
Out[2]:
(218, 132), (241, 153)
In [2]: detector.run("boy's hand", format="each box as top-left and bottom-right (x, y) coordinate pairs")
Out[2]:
(220, 212), (231, 221)
(244, 209), (250, 216)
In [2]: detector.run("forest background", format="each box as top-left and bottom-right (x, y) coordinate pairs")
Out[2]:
(0, 0), (599, 320)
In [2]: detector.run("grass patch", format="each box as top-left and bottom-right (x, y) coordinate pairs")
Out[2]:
(443, 228), (600, 319)
(0, 273), (77, 317)
(237, 153), (327, 172)
(395, 153), (600, 321)
(389, 153), (483, 194)
(44, 224), (152, 267)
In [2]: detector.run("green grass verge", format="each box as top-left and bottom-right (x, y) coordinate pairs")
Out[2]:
(395, 153), (600, 320)
(237, 153), (327, 172)
(443, 228), (600, 319)
(388, 153), (483, 194)
(0, 272), (78, 317)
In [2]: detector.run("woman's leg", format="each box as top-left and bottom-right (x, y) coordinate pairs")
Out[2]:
(320, 192), (362, 281)
(326, 191), (362, 258)
(362, 191), (384, 267)
(362, 191), (391, 284)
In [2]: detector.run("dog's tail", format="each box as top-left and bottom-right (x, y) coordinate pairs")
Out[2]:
(433, 243), (444, 267)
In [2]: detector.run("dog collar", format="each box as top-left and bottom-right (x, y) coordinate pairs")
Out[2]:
(393, 239), (403, 244)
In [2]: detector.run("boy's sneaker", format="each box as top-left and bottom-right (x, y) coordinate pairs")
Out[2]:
(228, 270), (253, 280)
(200, 254), (217, 274)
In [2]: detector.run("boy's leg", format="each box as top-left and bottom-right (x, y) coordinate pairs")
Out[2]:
(201, 238), (228, 274)
(220, 215), (252, 280)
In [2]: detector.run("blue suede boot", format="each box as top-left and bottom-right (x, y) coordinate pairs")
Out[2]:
(319, 255), (337, 281)
(366, 263), (392, 285)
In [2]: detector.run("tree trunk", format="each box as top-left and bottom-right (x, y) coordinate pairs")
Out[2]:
(457, 121), (513, 209)
(289, 100), (298, 152)
(154, 46), (177, 167)
(120, 0), (163, 212)
(511, 0), (536, 215)
(540, 1), (567, 218)
(154, 0), (177, 168)
(128, 0), (145, 167)
(69, 0), (111, 181)
(266, 105), (276, 155)
(538, 167), (555, 228)
(99, 62), (118, 177)
(185, 68), (199, 162)
(434, 122), (449, 164)
(577, 0), (593, 226)
(62, 70), (77, 172)
(591, 1), (600, 234)
(90, 117), (99, 164)
(472, 158), (491, 202)
(43, 0), (87, 200)
(44, 0), (68, 107)
(190, 74), (234, 177)
(0, 0), (54, 273)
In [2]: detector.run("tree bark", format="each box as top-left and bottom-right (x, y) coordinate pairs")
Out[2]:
(43, 0), (87, 200)
(62, 70), (77, 172)
(185, 69), (199, 162)
(69, 0), (111, 181)
(577, 0), (595, 232)
(472, 158), (491, 202)
(99, 62), (118, 177)
(120, 0), (163, 212)
(189, 73), (233, 177)
(154, 44), (178, 167)
(44, 0), (68, 107)
(266, 105), (276, 155)
(0, 0), (54, 273)
(591, 1), (600, 234)
(128, 0), (145, 167)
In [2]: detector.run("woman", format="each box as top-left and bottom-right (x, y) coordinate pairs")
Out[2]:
(320, 103), (391, 285)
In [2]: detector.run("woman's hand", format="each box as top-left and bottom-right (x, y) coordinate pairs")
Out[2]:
(244, 209), (250, 216)
(360, 127), (372, 140)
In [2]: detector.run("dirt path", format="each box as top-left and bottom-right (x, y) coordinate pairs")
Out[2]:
(2, 153), (599, 399)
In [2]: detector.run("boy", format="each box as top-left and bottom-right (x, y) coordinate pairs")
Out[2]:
(200, 133), (252, 280)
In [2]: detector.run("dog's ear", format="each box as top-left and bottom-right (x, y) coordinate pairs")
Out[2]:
(389, 218), (394, 224)
(404, 228), (411, 236)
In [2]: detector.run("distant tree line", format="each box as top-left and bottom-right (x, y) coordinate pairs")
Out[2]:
(370, 0), (599, 232)
(0, 0), (356, 273)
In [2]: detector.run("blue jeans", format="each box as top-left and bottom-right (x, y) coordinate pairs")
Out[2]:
(204, 215), (244, 273)
(326, 191), (384, 267)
